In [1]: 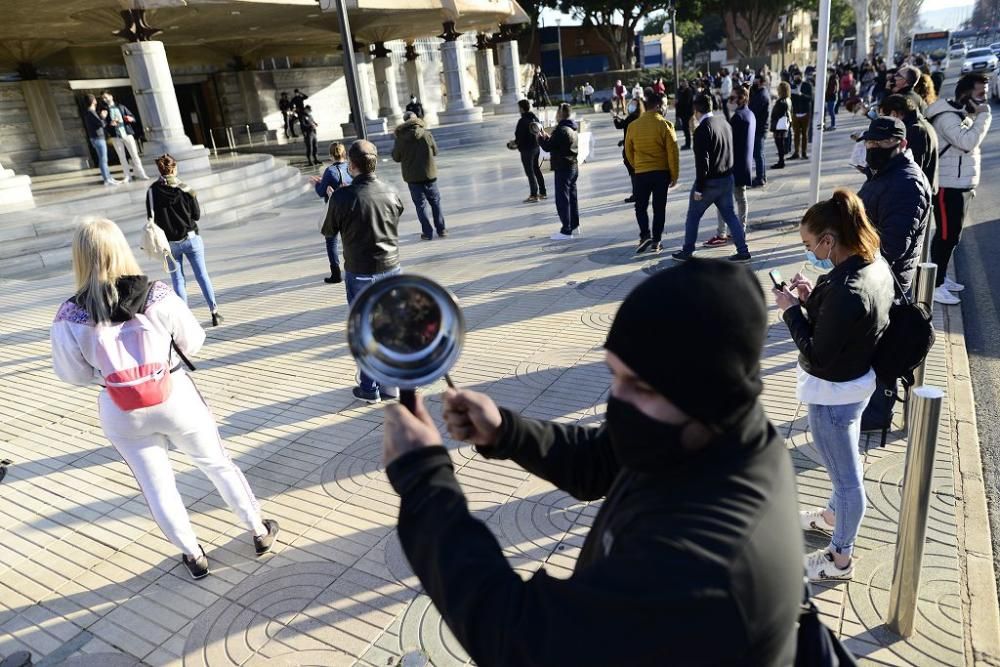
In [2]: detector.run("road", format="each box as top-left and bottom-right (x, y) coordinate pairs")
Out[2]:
(954, 95), (1000, 594)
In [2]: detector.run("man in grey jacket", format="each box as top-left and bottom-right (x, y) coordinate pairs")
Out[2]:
(392, 111), (446, 240)
(925, 72), (992, 305)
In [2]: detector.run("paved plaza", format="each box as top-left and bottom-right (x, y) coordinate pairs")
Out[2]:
(0, 111), (998, 666)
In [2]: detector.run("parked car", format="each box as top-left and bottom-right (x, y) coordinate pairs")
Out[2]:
(991, 71), (1000, 100)
(990, 42), (1000, 56)
(963, 47), (998, 73)
(950, 42), (968, 59)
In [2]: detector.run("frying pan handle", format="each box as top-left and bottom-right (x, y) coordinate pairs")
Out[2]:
(399, 389), (417, 413)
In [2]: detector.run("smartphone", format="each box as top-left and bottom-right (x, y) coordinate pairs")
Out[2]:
(769, 269), (786, 290)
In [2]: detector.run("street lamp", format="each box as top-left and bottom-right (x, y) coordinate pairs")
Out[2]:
(778, 14), (786, 73)
(669, 0), (679, 96)
(320, 0), (366, 140)
(556, 18), (566, 102)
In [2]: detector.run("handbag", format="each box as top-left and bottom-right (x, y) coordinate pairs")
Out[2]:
(776, 115), (790, 132)
(140, 187), (176, 274)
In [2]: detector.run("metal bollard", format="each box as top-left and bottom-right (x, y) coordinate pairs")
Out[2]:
(886, 385), (944, 637)
(209, 128), (218, 157)
(245, 124), (253, 148)
(910, 262), (937, 391)
(920, 218), (933, 264)
(226, 127), (237, 154)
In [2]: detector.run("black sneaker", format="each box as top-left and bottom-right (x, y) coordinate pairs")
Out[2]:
(419, 234), (433, 241)
(624, 195), (636, 203)
(324, 265), (342, 284)
(728, 251), (752, 263)
(253, 518), (280, 556)
(635, 238), (653, 254)
(650, 241), (663, 253)
(437, 229), (448, 238)
(671, 250), (694, 262)
(539, 193), (548, 199)
(352, 386), (381, 404)
(183, 546), (210, 580)
(211, 312), (224, 327)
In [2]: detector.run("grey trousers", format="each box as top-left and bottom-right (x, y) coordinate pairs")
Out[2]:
(717, 184), (748, 236)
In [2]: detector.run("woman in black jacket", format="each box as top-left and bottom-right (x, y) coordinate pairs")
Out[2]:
(613, 96), (644, 203)
(514, 99), (546, 203)
(146, 154), (224, 326)
(773, 189), (894, 582)
(770, 81), (792, 169)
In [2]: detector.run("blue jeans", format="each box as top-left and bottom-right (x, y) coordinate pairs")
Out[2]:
(169, 234), (218, 312)
(682, 176), (749, 255)
(345, 266), (402, 394)
(752, 133), (766, 183)
(90, 137), (111, 182)
(324, 234), (340, 269)
(826, 100), (837, 128)
(554, 165), (580, 234)
(408, 181), (446, 237)
(633, 170), (669, 241)
(808, 399), (870, 558)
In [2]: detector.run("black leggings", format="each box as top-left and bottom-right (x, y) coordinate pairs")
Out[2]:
(931, 187), (973, 287)
(520, 147), (546, 197)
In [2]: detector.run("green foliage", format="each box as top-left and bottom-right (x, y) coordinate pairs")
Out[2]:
(829, 0), (857, 43)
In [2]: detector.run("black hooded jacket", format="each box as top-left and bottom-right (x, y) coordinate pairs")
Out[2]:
(146, 180), (201, 243)
(386, 403), (803, 666)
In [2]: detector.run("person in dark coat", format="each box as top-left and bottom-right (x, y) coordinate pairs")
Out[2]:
(514, 99), (547, 203)
(748, 77), (770, 186)
(613, 96), (644, 203)
(299, 105), (320, 166)
(83, 94), (117, 186)
(537, 103), (579, 239)
(381, 259), (804, 667)
(879, 94), (938, 194)
(707, 86), (755, 247)
(675, 79), (694, 149)
(769, 82), (792, 169)
(405, 95), (425, 119)
(278, 92), (297, 138)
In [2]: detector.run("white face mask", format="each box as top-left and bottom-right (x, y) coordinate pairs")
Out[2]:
(627, 102), (638, 114)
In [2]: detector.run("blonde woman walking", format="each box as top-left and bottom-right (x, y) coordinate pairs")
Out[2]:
(51, 218), (278, 579)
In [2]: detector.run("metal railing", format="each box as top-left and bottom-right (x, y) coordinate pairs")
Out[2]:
(207, 124), (272, 157)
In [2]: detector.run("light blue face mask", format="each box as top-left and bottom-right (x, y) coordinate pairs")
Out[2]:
(805, 237), (835, 270)
(866, 107), (879, 120)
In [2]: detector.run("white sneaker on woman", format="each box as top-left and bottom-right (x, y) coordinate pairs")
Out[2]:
(799, 508), (835, 534)
(942, 276), (965, 292)
(933, 285), (961, 305)
(804, 548), (854, 582)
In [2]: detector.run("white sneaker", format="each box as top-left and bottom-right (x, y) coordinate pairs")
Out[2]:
(103, 179), (122, 186)
(933, 285), (961, 305)
(799, 508), (835, 534)
(804, 548), (854, 582)
(571, 228), (581, 237)
(549, 232), (574, 241)
(943, 276), (965, 292)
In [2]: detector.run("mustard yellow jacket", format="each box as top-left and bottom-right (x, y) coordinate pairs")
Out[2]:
(625, 111), (681, 181)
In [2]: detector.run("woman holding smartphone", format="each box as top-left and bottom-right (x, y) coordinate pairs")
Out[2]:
(772, 189), (894, 582)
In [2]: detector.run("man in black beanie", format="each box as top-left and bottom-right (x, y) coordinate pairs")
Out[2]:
(379, 260), (804, 666)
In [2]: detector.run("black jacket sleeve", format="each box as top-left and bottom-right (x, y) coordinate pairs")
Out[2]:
(693, 123), (710, 193)
(783, 287), (865, 370)
(475, 408), (619, 501)
(186, 190), (201, 223)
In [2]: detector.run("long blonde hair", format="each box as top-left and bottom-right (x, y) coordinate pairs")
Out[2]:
(72, 217), (143, 323)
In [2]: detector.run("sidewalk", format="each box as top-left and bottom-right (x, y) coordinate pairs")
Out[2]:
(0, 109), (996, 666)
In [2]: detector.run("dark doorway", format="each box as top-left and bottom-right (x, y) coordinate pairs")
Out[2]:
(75, 86), (144, 168)
(176, 82), (211, 147)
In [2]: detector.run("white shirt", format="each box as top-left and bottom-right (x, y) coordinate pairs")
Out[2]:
(696, 111), (714, 126)
(796, 364), (876, 406)
(720, 77), (733, 97)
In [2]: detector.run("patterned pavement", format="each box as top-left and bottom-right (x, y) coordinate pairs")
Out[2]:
(0, 109), (996, 666)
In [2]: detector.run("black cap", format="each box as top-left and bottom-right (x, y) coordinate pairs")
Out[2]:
(860, 116), (906, 142)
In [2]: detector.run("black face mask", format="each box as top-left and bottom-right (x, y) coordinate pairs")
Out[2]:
(606, 396), (697, 473)
(866, 146), (896, 171)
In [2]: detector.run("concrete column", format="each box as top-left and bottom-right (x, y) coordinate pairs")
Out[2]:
(496, 30), (523, 113)
(341, 46), (388, 137)
(21, 80), (89, 175)
(372, 42), (404, 127)
(404, 43), (439, 126)
(0, 161), (34, 211)
(120, 40), (209, 170)
(475, 34), (500, 110)
(438, 22), (483, 124)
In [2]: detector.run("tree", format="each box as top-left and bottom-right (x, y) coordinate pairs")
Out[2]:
(870, 0), (925, 55)
(829, 0), (857, 43)
(553, 0), (672, 69)
(515, 0), (549, 66)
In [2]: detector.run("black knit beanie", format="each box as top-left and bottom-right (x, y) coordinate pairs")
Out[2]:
(604, 259), (767, 428)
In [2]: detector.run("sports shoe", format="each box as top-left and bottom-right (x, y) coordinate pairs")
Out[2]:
(650, 241), (663, 253)
(419, 234), (433, 241)
(524, 195), (539, 203)
(211, 312), (225, 327)
(437, 229), (448, 238)
(728, 251), (752, 263)
(943, 276), (965, 292)
(253, 518), (280, 556)
(800, 508), (835, 534)
(352, 386), (381, 403)
(103, 179), (122, 187)
(324, 265), (343, 284)
(538, 193), (548, 200)
(571, 228), (581, 237)
(624, 195), (636, 203)
(933, 285), (960, 305)
(183, 546), (210, 580)
(703, 235), (730, 248)
(549, 231), (574, 241)
(804, 548), (854, 582)
(635, 238), (653, 254)
(671, 250), (694, 262)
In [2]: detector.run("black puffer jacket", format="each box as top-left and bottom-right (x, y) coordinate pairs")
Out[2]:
(782, 255), (894, 382)
(147, 180), (200, 243)
(514, 112), (541, 151)
(325, 173), (403, 274)
(857, 152), (932, 293)
(387, 404), (803, 667)
(538, 118), (579, 171)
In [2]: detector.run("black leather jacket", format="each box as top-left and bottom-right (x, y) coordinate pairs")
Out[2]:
(325, 173), (403, 275)
(782, 255), (894, 383)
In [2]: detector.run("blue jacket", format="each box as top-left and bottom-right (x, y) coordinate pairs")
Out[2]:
(315, 162), (352, 202)
(857, 152), (932, 294)
(730, 106), (756, 187)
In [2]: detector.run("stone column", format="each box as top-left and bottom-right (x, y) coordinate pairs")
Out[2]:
(475, 34), (500, 110)
(495, 25), (523, 114)
(0, 161), (34, 210)
(438, 22), (483, 124)
(404, 42), (439, 126)
(21, 80), (89, 175)
(341, 44), (388, 137)
(372, 42), (404, 127)
(120, 40), (210, 170)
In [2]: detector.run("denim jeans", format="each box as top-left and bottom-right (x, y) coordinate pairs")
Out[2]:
(169, 233), (218, 312)
(553, 165), (580, 234)
(808, 399), (870, 558)
(825, 100), (837, 128)
(345, 266), (402, 394)
(683, 176), (749, 255)
(633, 170), (669, 241)
(752, 133), (766, 183)
(90, 137), (111, 182)
(519, 147), (546, 197)
(716, 184), (748, 236)
(324, 234), (340, 269)
(408, 181), (446, 237)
